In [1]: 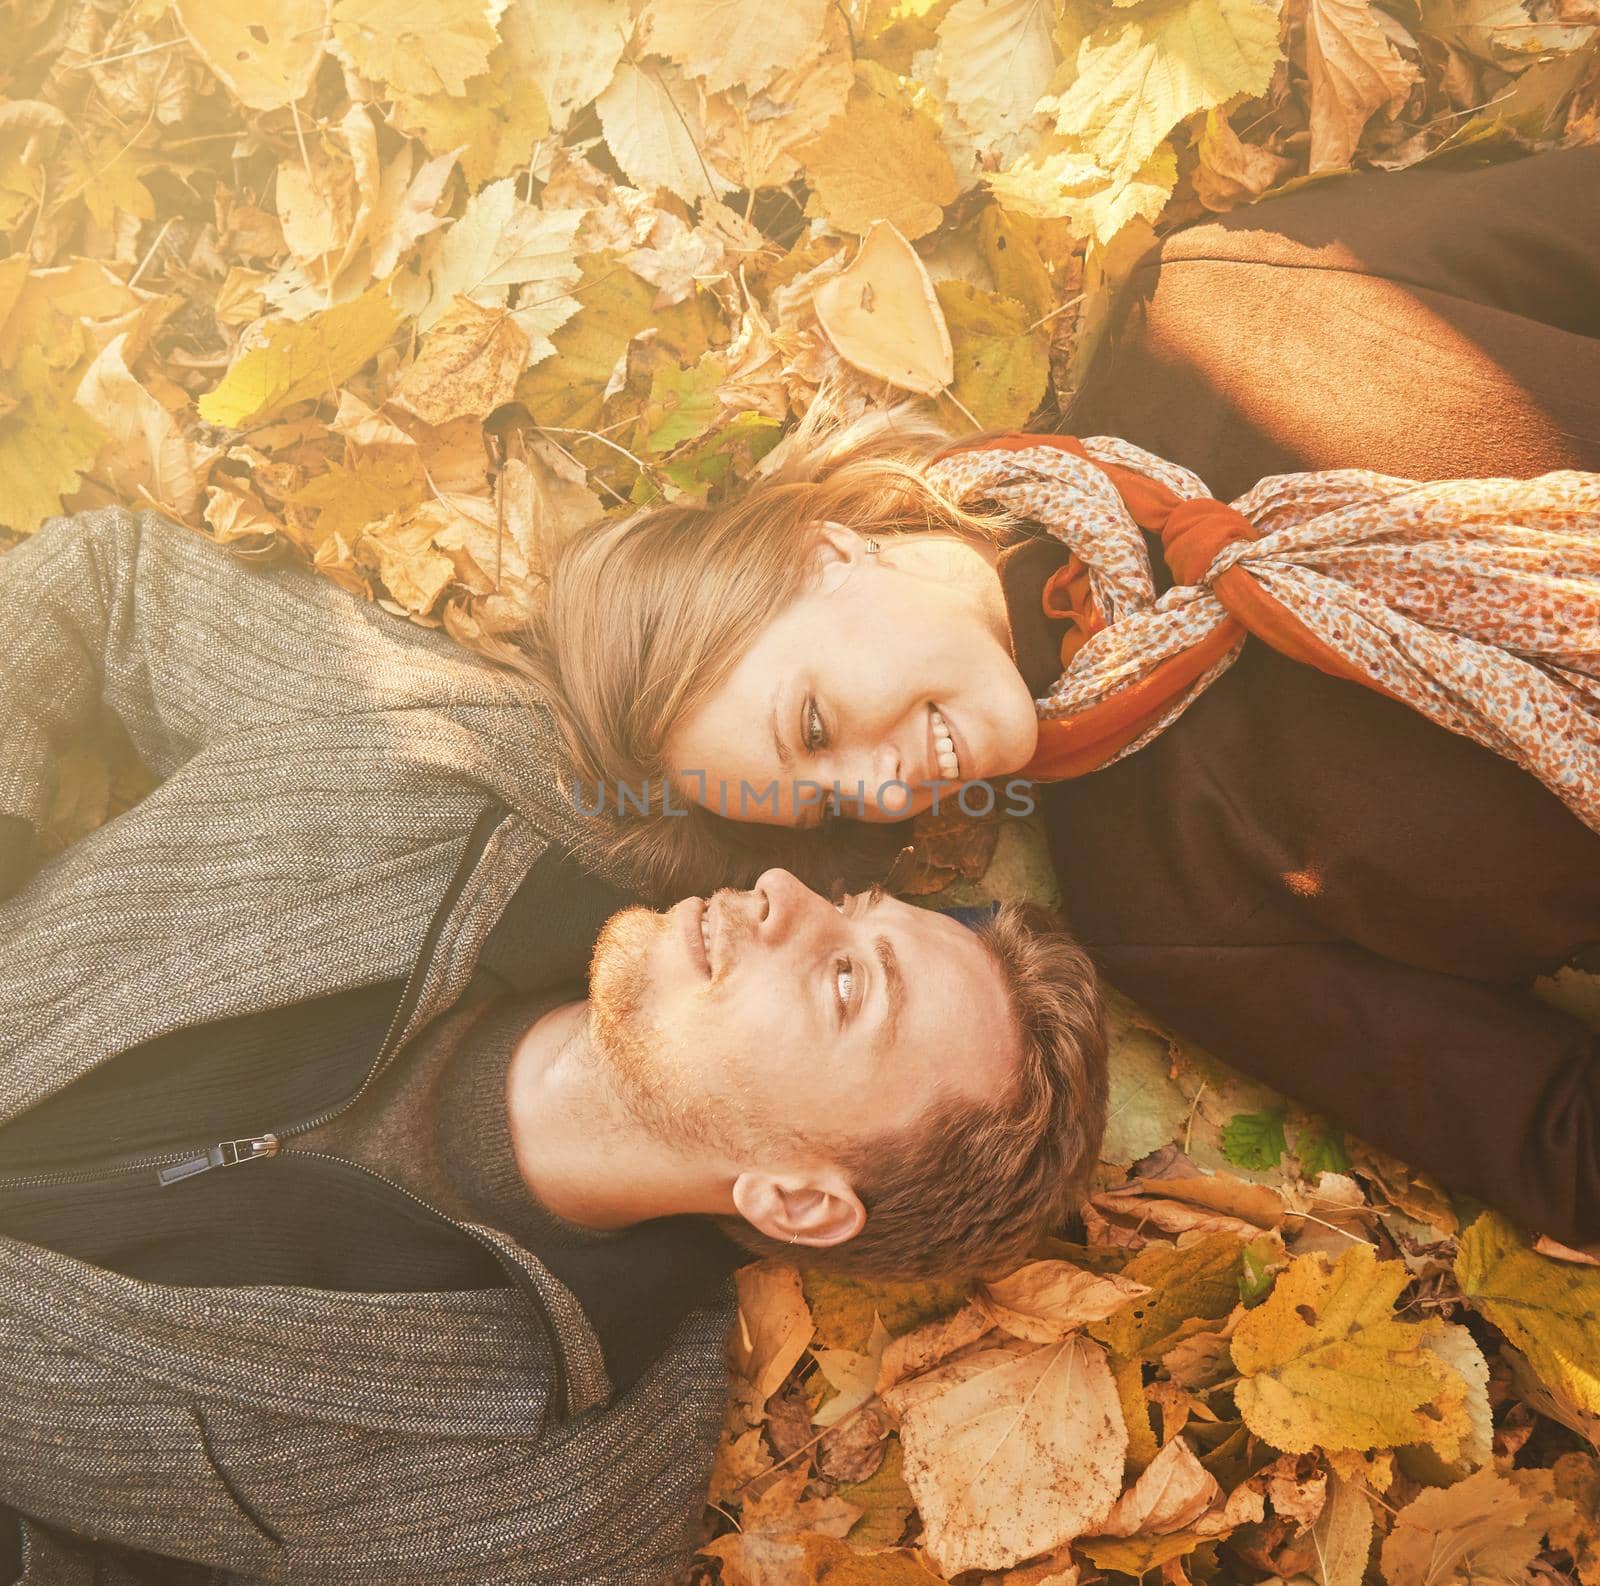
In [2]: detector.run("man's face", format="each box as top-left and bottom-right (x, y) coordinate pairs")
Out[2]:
(587, 868), (1019, 1158)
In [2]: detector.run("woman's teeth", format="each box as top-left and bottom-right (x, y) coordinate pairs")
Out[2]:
(931, 706), (961, 780)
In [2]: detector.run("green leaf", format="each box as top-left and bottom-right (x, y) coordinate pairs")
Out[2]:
(1294, 1116), (1351, 1177)
(1222, 1108), (1287, 1171)
(1239, 1242), (1276, 1307)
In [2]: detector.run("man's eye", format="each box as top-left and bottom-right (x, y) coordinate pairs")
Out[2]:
(804, 696), (828, 753)
(833, 958), (855, 1018)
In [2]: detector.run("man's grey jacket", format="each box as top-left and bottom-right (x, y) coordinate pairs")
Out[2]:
(0, 508), (733, 1585)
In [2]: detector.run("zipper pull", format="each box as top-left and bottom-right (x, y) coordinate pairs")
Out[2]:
(157, 1134), (280, 1187)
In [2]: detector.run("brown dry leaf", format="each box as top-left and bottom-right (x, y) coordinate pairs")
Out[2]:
(817, 1403), (889, 1483)
(1303, 0), (1421, 173)
(706, 1532), (945, 1586)
(1378, 1466), (1565, 1586)
(884, 1334), (1127, 1574)
(732, 1262), (817, 1401)
(812, 220), (953, 396)
(875, 1297), (995, 1394)
(74, 333), (209, 519)
(741, 1465), (863, 1538)
(982, 1259), (1150, 1342)
(1549, 1452), (1600, 1586)
(391, 298), (529, 426)
(1096, 1434), (1223, 1538)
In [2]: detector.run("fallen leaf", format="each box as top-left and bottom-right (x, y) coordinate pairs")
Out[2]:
(796, 61), (961, 240)
(812, 220), (953, 395)
(1231, 1243), (1469, 1457)
(643, 0), (830, 95)
(885, 1334), (1127, 1574)
(934, 280), (1049, 429)
(1455, 1210), (1600, 1415)
(1378, 1466), (1561, 1586)
(982, 1259), (1149, 1341)
(1304, 0), (1421, 172)
(732, 1261), (817, 1401)
(1097, 1435), (1223, 1538)
(391, 297), (529, 425)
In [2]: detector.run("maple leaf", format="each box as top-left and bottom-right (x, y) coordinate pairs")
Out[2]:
(1231, 1243), (1470, 1457)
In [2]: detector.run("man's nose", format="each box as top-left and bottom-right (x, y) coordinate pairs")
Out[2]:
(750, 867), (828, 944)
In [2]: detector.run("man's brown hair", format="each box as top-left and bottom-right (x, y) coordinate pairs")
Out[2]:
(725, 902), (1109, 1281)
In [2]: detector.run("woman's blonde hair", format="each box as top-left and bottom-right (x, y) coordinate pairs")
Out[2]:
(520, 397), (1025, 899)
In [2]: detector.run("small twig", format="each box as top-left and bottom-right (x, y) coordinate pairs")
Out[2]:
(128, 214), (177, 289)
(1029, 291), (1086, 332)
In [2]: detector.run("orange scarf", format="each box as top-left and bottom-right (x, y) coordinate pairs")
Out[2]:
(929, 433), (1600, 833)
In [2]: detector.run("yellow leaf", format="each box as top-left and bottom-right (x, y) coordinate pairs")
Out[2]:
(936, 0), (1059, 141)
(1045, 0), (1284, 182)
(73, 332), (207, 518)
(423, 181), (582, 348)
(812, 220), (953, 394)
(60, 137), (156, 231)
(705, 1534), (944, 1586)
(1305, 0), (1420, 172)
(596, 60), (735, 206)
(522, 0), (630, 132)
(643, 0), (830, 94)
(796, 61), (961, 239)
(391, 0), (552, 187)
(330, 0), (500, 97)
(935, 279), (1050, 429)
(391, 297), (528, 426)
(884, 1334), (1127, 1574)
(198, 281), (401, 427)
(1455, 1209), (1600, 1415)
(982, 1258), (1149, 1341)
(978, 205), (1057, 320)
(1548, 1453), (1600, 1586)
(1231, 1243), (1469, 1457)
(284, 453), (425, 546)
(1090, 1233), (1247, 1361)
(0, 343), (105, 534)
(355, 499), (464, 614)
(731, 1261), (816, 1401)
(173, 0), (328, 109)
(989, 136), (1178, 245)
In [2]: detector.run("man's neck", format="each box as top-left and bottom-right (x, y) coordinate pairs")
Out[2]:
(503, 1000), (731, 1230)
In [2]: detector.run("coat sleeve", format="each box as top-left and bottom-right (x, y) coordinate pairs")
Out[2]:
(1096, 939), (1600, 1247)
(0, 505), (515, 899)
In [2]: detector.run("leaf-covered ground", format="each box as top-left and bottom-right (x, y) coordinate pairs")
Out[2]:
(3, 0), (1599, 1581)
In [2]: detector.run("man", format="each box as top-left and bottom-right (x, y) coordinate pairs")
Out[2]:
(0, 867), (1107, 1585)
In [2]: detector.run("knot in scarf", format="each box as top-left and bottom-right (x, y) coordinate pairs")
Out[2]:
(925, 431), (1600, 836)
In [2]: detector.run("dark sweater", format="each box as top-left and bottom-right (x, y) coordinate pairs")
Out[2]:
(997, 530), (1600, 1241)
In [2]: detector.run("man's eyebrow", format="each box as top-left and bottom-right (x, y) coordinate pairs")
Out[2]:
(874, 934), (905, 1049)
(769, 692), (794, 772)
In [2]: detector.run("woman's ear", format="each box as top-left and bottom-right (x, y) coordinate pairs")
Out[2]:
(811, 521), (870, 588)
(731, 1166), (867, 1250)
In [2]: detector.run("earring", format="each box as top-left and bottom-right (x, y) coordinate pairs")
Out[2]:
(788, 1231), (800, 1246)
(864, 537), (881, 557)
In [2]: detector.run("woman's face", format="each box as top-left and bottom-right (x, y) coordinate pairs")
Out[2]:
(666, 525), (1040, 827)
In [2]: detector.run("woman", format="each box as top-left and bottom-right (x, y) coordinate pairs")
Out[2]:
(530, 154), (1600, 1246)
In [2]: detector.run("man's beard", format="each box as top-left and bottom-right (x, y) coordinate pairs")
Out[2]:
(587, 905), (718, 1151)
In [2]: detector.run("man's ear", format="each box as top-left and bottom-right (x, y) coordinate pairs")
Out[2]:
(731, 1166), (866, 1250)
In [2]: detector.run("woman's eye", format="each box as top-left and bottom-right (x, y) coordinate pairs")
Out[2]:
(833, 958), (856, 1018)
(804, 696), (828, 753)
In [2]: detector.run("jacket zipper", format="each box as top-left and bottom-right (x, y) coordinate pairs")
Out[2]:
(0, 802), (573, 1415)
(0, 803), (506, 1195)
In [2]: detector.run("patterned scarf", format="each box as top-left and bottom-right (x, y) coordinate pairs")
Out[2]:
(926, 432), (1600, 835)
